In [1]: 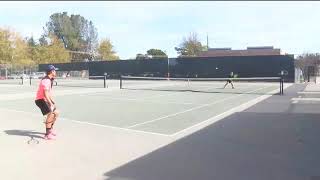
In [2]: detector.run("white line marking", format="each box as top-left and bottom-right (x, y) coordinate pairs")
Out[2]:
(82, 85), (238, 106)
(84, 85), (250, 106)
(0, 108), (170, 137)
(0, 87), (121, 101)
(85, 90), (181, 100)
(291, 98), (320, 101)
(170, 89), (280, 137)
(79, 95), (197, 105)
(0, 84), (290, 137)
(63, 119), (171, 137)
(298, 91), (320, 94)
(127, 86), (273, 129)
(170, 83), (292, 137)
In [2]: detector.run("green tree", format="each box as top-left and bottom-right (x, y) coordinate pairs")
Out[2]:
(0, 28), (34, 67)
(34, 35), (70, 64)
(0, 28), (69, 74)
(0, 28), (14, 65)
(136, 53), (149, 60)
(12, 34), (34, 67)
(39, 34), (48, 46)
(26, 36), (37, 47)
(97, 38), (119, 61)
(175, 32), (206, 57)
(44, 12), (98, 55)
(84, 21), (98, 54)
(146, 48), (168, 58)
(26, 36), (38, 63)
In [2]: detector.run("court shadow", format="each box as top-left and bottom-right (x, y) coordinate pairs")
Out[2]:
(103, 112), (320, 180)
(103, 84), (319, 180)
(4, 129), (45, 139)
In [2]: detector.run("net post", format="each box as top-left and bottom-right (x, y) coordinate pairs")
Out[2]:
(21, 76), (23, 85)
(279, 77), (284, 95)
(29, 76), (32, 86)
(120, 74), (122, 89)
(281, 76), (284, 95)
(279, 71), (283, 95)
(104, 75), (107, 88)
(279, 76), (284, 95)
(279, 77), (281, 95)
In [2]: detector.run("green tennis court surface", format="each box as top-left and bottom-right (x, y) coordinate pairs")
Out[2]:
(0, 80), (294, 180)
(0, 80), (285, 136)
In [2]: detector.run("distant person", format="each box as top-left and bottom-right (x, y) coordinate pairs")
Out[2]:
(223, 72), (235, 89)
(35, 65), (59, 140)
(62, 72), (67, 79)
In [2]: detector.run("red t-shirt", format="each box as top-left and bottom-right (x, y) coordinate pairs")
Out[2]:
(35, 78), (52, 100)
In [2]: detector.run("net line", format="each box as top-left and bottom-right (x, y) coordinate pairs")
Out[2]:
(120, 75), (284, 95)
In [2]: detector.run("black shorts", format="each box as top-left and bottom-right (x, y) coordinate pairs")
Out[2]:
(227, 80), (232, 83)
(35, 99), (54, 116)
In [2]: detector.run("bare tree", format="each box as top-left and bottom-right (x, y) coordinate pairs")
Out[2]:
(295, 53), (320, 81)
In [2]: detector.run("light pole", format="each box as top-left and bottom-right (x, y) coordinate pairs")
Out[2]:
(167, 58), (170, 78)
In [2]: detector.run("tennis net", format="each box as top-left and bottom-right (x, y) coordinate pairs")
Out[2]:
(120, 76), (284, 95)
(0, 77), (24, 85)
(30, 76), (107, 88)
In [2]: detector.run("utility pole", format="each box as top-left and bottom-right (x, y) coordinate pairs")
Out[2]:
(206, 33), (209, 50)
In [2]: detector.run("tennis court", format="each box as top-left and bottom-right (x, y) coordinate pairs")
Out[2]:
(0, 77), (289, 136)
(0, 78), (292, 180)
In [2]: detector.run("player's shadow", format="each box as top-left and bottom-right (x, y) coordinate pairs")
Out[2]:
(4, 130), (45, 139)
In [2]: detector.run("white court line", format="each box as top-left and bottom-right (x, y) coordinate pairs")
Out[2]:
(61, 118), (171, 137)
(0, 87), (121, 101)
(82, 87), (175, 100)
(0, 84), (284, 137)
(122, 81), (244, 94)
(291, 98), (320, 101)
(79, 85), (260, 109)
(82, 85), (237, 105)
(0, 107), (171, 137)
(297, 91), (320, 94)
(78, 95), (197, 105)
(82, 90), (194, 102)
(127, 85), (273, 129)
(82, 85), (240, 106)
(170, 86), (287, 137)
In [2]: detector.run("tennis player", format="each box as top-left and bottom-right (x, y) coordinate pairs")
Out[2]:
(223, 72), (235, 89)
(35, 65), (59, 140)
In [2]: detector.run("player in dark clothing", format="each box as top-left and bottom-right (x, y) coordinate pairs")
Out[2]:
(223, 72), (235, 89)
